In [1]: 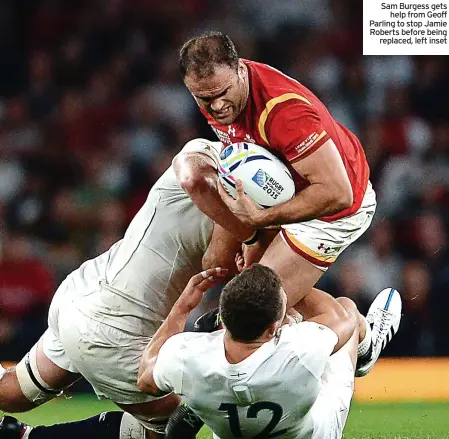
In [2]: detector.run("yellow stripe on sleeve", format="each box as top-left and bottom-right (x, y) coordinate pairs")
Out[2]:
(258, 93), (313, 145)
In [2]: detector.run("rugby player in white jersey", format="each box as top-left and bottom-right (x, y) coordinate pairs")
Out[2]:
(0, 140), (244, 439)
(138, 264), (402, 439)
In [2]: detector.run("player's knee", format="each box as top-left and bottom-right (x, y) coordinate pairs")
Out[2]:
(336, 297), (359, 327)
(13, 346), (64, 408)
(336, 297), (358, 314)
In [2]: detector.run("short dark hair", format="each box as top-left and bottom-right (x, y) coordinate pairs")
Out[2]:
(219, 264), (285, 342)
(179, 31), (239, 79)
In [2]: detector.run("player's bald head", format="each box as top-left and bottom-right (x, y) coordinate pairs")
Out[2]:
(179, 31), (239, 79)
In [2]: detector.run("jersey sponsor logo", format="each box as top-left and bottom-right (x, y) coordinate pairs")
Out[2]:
(212, 127), (231, 145)
(252, 169), (285, 200)
(228, 125), (236, 136)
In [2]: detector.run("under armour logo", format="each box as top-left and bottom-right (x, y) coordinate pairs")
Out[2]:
(318, 243), (331, 254)
(228, 126), (236, 136)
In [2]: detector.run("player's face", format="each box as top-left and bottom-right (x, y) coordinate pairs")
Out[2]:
(184, 61), (249, 125)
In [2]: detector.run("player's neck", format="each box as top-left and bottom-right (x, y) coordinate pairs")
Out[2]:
(223, 331), (269, 364)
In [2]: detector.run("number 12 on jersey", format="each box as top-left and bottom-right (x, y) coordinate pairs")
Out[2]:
(218, 402), (287, 438)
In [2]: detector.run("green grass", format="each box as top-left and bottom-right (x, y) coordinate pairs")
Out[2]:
(6, 394), (449, 439)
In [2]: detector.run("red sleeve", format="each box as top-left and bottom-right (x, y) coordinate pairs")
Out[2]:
(264, 100), (330, 163)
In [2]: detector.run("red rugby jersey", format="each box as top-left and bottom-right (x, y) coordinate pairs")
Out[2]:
(200, 59), (370, 222)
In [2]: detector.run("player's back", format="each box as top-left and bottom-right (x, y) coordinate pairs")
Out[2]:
(65, 147), (217, 336)
(166, 323), (339, 439)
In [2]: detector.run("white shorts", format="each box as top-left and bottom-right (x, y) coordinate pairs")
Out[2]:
(42, 280), (157, 405)
(281, 182), (376, 270)
(310, 347), (355, 439)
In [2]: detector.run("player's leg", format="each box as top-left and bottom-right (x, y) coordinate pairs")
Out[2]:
(0, 336), (81, 439)
(309, 297), (360, 439)
(334, 297), (361, 369)
(0, 277), (81, 415)
(116, 396), (181, 439)
(356, 288), (402, 376)
(0, 412), (125, 439)
(0, 338), (80, 414)
(4, 395), (181, 439)
(260, 184), (376, 368)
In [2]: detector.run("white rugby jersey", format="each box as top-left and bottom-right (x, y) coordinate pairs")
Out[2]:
(153, 322), (339, 439)
(66, 140), (222, 336)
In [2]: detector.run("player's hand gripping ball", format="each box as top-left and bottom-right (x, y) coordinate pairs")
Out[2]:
(218, 142), (295, 208)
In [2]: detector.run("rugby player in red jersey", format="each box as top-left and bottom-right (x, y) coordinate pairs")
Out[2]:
(165, 31), (401, 438)
(174, 31), (390, 378)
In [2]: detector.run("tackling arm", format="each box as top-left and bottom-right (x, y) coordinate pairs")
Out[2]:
(137, 268), (227, 395)
(136, 305), (188, 396)
(173, 148), (255, 242)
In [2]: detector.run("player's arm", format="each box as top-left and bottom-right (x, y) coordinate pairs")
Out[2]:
(173, 140), (256, 242)
(202, 224), (242, 274)
(137, 267), (227, 395)
(258, 103), (353, 226)
(257, 138), (353, 226)
(218, 103), (353, 228)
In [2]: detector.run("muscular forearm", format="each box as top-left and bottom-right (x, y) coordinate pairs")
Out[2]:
(256, 182), (351, 227)
(146, 305), (187, 360)
(175, 154), (254, 241)
(137, 304), (188, 388)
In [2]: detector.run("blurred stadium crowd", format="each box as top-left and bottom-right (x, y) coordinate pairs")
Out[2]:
(1, 0), (448, 361)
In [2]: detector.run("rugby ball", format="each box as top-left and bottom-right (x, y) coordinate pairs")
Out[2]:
(218, 142), (295, 208)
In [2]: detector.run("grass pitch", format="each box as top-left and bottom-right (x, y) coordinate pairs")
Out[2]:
(7, 394), (449, 439)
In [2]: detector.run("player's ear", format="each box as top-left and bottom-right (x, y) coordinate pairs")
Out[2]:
(267, 322), (278, 338)
(237, 60), (246, 79)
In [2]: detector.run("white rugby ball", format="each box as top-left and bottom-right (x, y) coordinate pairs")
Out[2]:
(218, 142), (295, 208)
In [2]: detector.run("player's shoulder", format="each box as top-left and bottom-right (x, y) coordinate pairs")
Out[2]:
(165, 330), (224, 355)
(278, 322), (338, 350)
(244, 59), (310, 100)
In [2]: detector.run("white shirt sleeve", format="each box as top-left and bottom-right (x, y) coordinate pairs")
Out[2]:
(152, 333), (188, 394)
(177, 138), (222, 168)
(286, 321), (339, 379)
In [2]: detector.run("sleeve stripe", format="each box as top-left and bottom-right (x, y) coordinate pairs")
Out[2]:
(288, 130), (329, 163)
(258, 93), (313, 145)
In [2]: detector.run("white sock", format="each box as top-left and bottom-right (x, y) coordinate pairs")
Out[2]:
(0, 363), (6, 380)
(357, 317), (372, 357)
